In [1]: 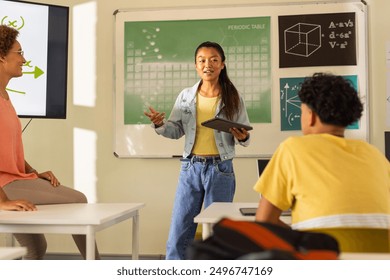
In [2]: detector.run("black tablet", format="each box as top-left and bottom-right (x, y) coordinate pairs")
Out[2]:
(201, 117), (253, 133)
(239, 207), (257, 216)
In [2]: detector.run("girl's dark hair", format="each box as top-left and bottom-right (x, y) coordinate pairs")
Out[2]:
(298, 72), (363, 127)
(0, 25), (19, 57)
(194, 41), (240, 120)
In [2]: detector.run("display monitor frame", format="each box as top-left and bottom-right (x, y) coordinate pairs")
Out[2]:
(0, 0), (69, 119)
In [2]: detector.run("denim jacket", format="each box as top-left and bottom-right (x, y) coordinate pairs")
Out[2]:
(154, 81), (251, 160)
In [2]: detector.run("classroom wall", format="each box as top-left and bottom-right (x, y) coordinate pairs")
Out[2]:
(1, 0), (388, 256)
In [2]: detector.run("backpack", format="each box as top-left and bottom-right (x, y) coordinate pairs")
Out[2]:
(186, 218), (340, 260)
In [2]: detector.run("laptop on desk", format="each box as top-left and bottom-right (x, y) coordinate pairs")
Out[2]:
(239, 207), (291, 216)
(257, 157), (271, 178)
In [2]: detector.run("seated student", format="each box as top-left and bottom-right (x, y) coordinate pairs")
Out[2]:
(254, 72), (390, 253)
(0, 24), (100, 260)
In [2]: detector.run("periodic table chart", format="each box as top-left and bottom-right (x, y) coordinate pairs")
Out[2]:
(122, 17), (271, 125)
(114, 1), (368, 158)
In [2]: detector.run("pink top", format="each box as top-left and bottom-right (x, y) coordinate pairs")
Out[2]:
(0, 96), (37, 187)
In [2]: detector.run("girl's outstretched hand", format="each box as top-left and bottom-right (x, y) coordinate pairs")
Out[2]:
(144, 106), (165, 126)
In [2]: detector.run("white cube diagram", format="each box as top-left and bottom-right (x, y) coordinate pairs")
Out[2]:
(284, 23), (321, 57)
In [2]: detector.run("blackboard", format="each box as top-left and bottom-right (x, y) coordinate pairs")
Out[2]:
(114, 0), (368, 158)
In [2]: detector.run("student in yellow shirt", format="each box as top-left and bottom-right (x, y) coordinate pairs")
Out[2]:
(254, 72), (390, 252)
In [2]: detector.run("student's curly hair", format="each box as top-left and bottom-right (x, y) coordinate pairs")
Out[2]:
(298, 73), (363, 127)
(0, 25), (19, 57)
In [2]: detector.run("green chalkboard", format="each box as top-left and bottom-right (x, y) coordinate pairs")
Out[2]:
(123, 17), (271, 125)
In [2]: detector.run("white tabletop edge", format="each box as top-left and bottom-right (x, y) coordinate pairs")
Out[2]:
(0, 247), (27, 260)
(0, 203), (146, 225)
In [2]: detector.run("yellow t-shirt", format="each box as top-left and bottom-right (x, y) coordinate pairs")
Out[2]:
(254, 134), (390, 252)
(192, 92), (219, 155)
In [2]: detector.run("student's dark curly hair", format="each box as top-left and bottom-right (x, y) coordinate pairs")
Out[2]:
(298, 73), (363, 127)
(0, 25), (19, 57)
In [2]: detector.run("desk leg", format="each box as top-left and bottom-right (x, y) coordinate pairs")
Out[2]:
(5, 234), (15, 247)
(202, 223), (212, 240)
(86, 226), (95, 260)
(132, 211), (139, 260)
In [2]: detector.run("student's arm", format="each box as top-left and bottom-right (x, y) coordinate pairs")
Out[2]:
(255, 197), (289, 228)
(0, 188), (36, 211)
(24, 160), (60, 187)
(24, 160), (38, 174)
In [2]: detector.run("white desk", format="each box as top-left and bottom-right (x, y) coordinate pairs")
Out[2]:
(194, 202), (291, 239)
(0, 203), (145, 260)
(0, 247), (27, 260)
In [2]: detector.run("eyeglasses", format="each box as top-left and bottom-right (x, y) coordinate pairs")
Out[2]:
(11, 50), (24, 56)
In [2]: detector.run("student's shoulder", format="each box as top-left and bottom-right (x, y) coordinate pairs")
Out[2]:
(279, 135), (321, 152)
(284, 134), (331, 143)
(351, 139), (388, 158)
(282, 135), (308, 145)
(177, 82), (200, 97)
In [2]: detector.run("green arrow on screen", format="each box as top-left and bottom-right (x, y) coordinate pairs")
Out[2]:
(6, 88), (25, 95)
(23, 66), (44, 79)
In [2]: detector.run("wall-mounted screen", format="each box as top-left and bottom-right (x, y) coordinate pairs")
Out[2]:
(0, 0), (69, 118)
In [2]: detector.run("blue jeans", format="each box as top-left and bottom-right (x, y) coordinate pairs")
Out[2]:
(166, 157), (235, 260)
